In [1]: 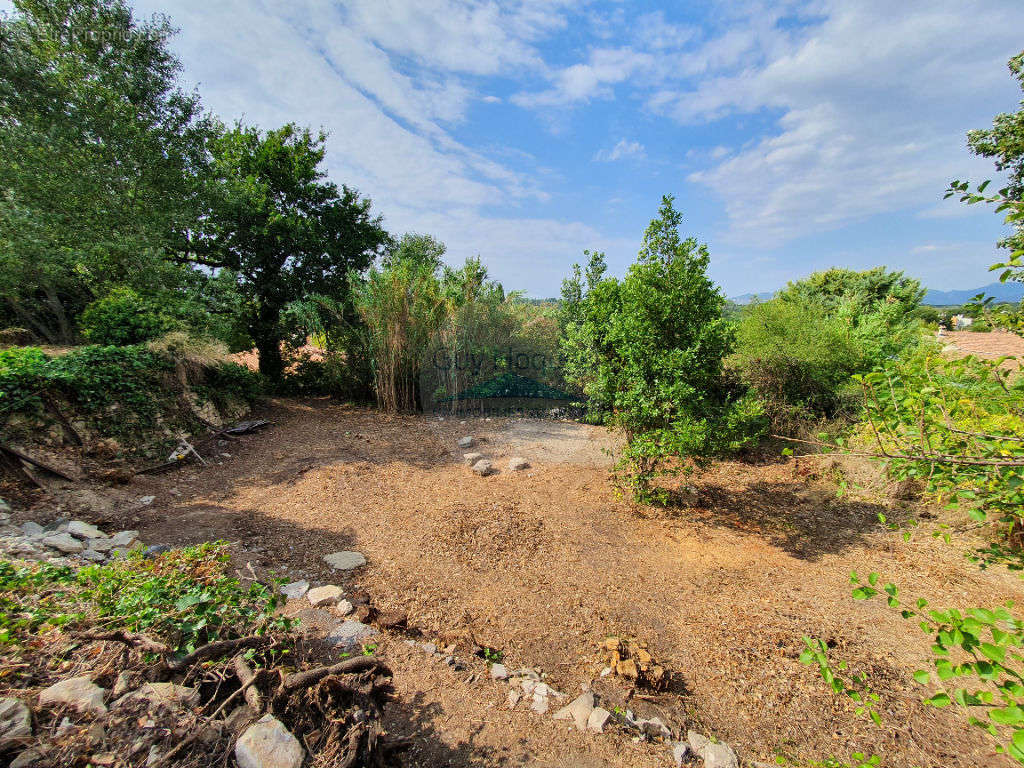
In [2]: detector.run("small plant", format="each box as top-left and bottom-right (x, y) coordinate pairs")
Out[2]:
(80, 287), (176, 345)
(799, 637), (882, 725)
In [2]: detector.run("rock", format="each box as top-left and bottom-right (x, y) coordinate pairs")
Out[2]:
(463, 452), (484, 465)
(145, 544), (171, 557)
(41, 533), (84, 554)
(80, 550), (106, 562)
(139, 496), (156, 506)
(507, 689), (521, 709)
(471, 459), (494, 476)
(112, 672), (132, 698)
(279, 580), (309, 600)
(132, 683), (200, 710)
(419, 642), (437, 655)
(688, 731), (738, 768)
(225, 704), (258, 734)
(235, 714), (304, 768)
(90, 752), (116, 766)
(587, 707), (611, 733)
(11, 748), (42, 768)
(333, 599), (354, 617)
(552, 691), (594, 730)
(0, 697), (32, 746)
(67, 521), (106, 540)
(489, 663), (508, 680)
(530, 692), (550, 714)
(324, 621), (376, 651)
(457, 436), (474, 448)
(108, 530), (139, 549)
(0, 512), (10, 525)
(38, 677), (107, 716)
(44, 518), (68, 532)
(671, 742), (691, 766)
(21, 522), (44, 537)
(322, 551), (366, 571)
(508, 457), (530, 471)
(306, 585), (344, 607)
(0, 498), (10, 513)
(639, 716), (671, 740)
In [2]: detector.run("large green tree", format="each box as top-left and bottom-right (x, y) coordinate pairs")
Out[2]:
(197, 123), (390, 380)
(0, 0), (216, 342)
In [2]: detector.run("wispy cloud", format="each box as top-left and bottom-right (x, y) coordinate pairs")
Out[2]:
(594, 139), (646, 162)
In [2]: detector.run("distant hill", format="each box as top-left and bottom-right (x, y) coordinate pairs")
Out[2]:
(923, 282), (1024, 306)
(729, 291), (776, 304)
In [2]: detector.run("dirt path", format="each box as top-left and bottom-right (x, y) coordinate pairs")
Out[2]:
(87, 399), (1023, 767)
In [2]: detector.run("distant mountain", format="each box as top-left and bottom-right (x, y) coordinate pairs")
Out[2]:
(923, 282), (1024, 306)
(729, 291), (776, 304)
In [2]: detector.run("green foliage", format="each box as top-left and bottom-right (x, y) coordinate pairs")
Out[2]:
(561, 197), (764, 502)
(848, 572), (1024, 763)
(195, 361), (265, 409)
(197, 123), (390, 380)
(0, 543), (291, 652)
(0, 0), (218, 343)
(79, 287), (176, 345)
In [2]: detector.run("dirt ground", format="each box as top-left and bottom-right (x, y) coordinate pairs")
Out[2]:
(32, 399), (1024, 767)
(943, 329), (1024, 369)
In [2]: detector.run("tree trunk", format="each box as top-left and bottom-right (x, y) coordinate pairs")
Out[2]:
(255, 331), (284, 381)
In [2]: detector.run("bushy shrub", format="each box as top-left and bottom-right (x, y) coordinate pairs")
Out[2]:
(79, 287), (175, 345)
(732, 299), (866, 431)
(278, 352), (373, 401)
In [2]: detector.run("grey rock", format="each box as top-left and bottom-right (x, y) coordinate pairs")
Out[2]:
(508, 457), (530, 471)
(322, 551), (366, 571)
(87, 537), (117, 553)
(145, 544), (172, 557)
(41, 533), (83, 554)
(67, 521), (106, 540)
(457, 436), (474, 448)
(471, 459), (494, 476)
(0, 697), (32, 746)
(0, 498), (10, 513)
(530, 692), (550, 714)
(489, 663), (508, 680)
(324, 621), (376, 651)
(225, 704), (258, 734)
(0, 512), (10, 525)
(463, 452), (484, 465)
(307, 585), (344, 607)
(507, 689), (521, 709)
(419, 642), (437, 655)
(688, 731), (738, 768)
(114, 682), (199, 711)
(235, 714), (304, 768)
(21, 522), (44, 537)
(552, 691), (594, 730)
(279, 580), (310, 600)
(587, 707), (611, 733)
(139, 496), (156, 506)
(671, 742), (692, 766)
(43, 518), (68, 532)
(11, 748), (42, 768)
(112, 672), (132, 698)
(687, 731), (709, 752)
(639, 716), (671, 740)
(38, 677), (107, 715)
(80, 550), (106, 562)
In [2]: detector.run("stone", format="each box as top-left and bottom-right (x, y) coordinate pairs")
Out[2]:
(671, 742), (691, 766)
(0, 697), (32, 746)
(0, 498), (10, 513)
(507, 689), (521, 709)
(587, 707), (611, 733)
(139, 496), (156, 506)
(133, 682), (200, 710)
(108, 530), (139, 549)
(38, 677), (107, 716)
(0, 512), (10, 525)
(235, 714), (304, 768)
(225, 705), (258, 734)
(687, 731), (709, 752)
(322, 551), (366, 571)
(508, 457), (530, 471)
(333, 599), (354, 617)
(307, 585), (344, 607)
(471, 459), (494, 476)
(419, 642), (437, 655)
(67, 521), (106, 540)
(457, 436), (474, 449)
(639, 716), (671, 740)
(688, 731), (738, 768)
(530, 692), (550, 714)
(324, 621), (376, 651)
(21, 521), (44, 537)
(489, 663), (508, 680)
(112, 672), (132, 698)
(279, 580), (310, 600)
(80, 550), (106, 562)
(11, 748), (42, 768)
(41, 533), (84, 554)
(463, 452), (484, 465)
(552, 691), (594, 730)
(145, 544), (171, 557)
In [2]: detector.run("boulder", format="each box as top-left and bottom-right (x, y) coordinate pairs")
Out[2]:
(279, 580), (309, 600)
(113, 682), (199, 711)
(471, 459), (494, 476)
(324, 621), (376, 651)
(67, 521), (106, 540)
(80, 550), (106, 562)
(38, 677), (107, 716)
(235, 714), (304, 768)
(671, 742), (691, 766)
(41, 533), (83, 554)
(322, 551), (366, 571)
(0, 697), (32, 746)
(688, 731), (738, 768)
(21, 522), (44, 537)
(108, 530), (140, 548)
(587, 707), (611, 733)
(463, 452), (484, 465)
(307, 585), (344, 608)
(552, 691), (594, 730)
(457, 436), (474, 449)
(508, 457), (530, 471)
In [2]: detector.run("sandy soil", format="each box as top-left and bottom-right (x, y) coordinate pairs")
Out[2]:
(943, 329), (1024, 369)
(45, 399), (1024, 768)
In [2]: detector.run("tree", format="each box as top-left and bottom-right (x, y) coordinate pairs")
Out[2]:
(0, 0), (216, 341)
(197, 124), (390, 380)
(562, 196), (762, 501)
(968, 51), (1024, 259)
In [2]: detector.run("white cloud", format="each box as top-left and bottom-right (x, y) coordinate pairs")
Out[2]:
(594, 139), (646, 162)
(512, 47), (655, 108)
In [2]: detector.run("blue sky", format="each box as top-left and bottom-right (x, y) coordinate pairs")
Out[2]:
(10, 0), (1024, 297)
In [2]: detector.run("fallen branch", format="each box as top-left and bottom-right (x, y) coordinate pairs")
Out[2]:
(0, 442), (77, 480)
(281, 655), (386, 693)
(164, 635), (274, 675)
(232, 656), (262, 711)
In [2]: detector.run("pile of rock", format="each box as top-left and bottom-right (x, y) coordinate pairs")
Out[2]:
(0, 514), (145, 567)
(279, 570), (378, 653)
(458, 439), (531, 476)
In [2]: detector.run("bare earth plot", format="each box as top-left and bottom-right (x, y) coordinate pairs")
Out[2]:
(79, 399), (1024, 767)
